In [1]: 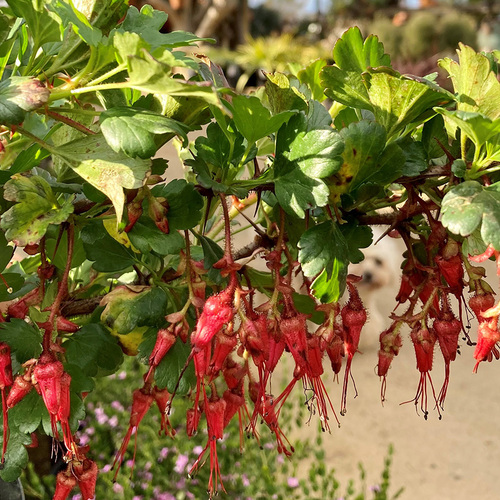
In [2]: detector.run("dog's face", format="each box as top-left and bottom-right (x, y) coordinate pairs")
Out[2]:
(349, 231), (402, 294)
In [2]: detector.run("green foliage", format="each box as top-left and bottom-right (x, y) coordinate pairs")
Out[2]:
(0, 3), (499, 499)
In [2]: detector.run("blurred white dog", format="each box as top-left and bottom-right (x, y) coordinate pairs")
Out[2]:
(348, 228), (404, 351)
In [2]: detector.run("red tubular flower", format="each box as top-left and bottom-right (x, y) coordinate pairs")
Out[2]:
(191, 289), (235, 348)
(340, 282), (367, 415)
(34, 357), (65, 440)
(152, 386), (175, 437)
(112, 388), (154, 480)
(404, 326), (440, 420)
(57, 372), (75, 453)
(0, 342), (13, 464)
(6, 372), (33, 408)
(377, 324), (403, 403)
(53, 470), (78, 500)
(186, 405), (201, 437)
(208, 330), (237, 378)
(146, 328), (177, 381)
(190, 397), (227, 496)
(279, 314), (309, 376)
(473, 319), (500, 373)
(433, 306), (461, 407)
(77, 458), (98, 500)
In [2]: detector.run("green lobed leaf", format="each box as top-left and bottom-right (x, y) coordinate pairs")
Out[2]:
(54, 133), (151, 223)
(298, 221), (349, 303)
(441, 180), (500, 250)
(232, 95), (295, 145)
(7, 0), (61, 48)
(195, 233), (224, 284)
(264, 72), (309, 115)
(297, 59), (328, 102)
(7, 391), (46, 435)
(100, 107), (190, 159)
(194, 122), (245, 172)
(434, 108), (500, 148)
(126, 54), (220, 106)
(439, 44), (500, 120)
(118, 4), (212, 50)
(332, 27), (391, 73)
(154, 339), (195, 395)
(421, 113), (449, 160)
(340, 221), (373, 264)
(151, 179), (204, 231)
(47, 0), (103, 46)
(100, 286), (168, 335)
(128, 217), (185, 255)
(363, 68), (453, 140)
(80, 220), (135, 272)
(0, 319), (42, 364)
(276, 112), (344, 179)
(399, 139), (427, 176)
(64, 323), (124, 376)
(0, 423), (32, 482)
(274, 159), (330, 218)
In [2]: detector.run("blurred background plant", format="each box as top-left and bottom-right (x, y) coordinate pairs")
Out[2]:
(20, 357), (403, 500)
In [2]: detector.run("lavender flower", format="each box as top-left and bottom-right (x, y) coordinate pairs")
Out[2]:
(287, 477), (299, 488)
(174, 454), (189, 474)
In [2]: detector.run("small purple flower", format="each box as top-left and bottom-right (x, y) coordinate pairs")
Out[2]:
(175, 477), (186, 489)
(287, 477), (299, 488)
(78, 434), (90, 446)
(143, 471), (153, 481)
(174, 454), (189, 474)
(370, 485), (381, 492)
(108, 415), (119, 428)
(113, 482), (124, 494)
(125, 459), (134, 468)
(155, 493), (176, 500)
(264, 442), (274, 450)
(186, 493), (195, 499)
(85, 427), (95, 436)
(71, 495), (82, 500)
(132, 497), (143, 500)
(277, 454), (285, 464)
(141, 483), (149, 491)
(192, 445), (204, 455)
(100, 464), (112, 473)
(111, 400), (125, 411)
(144, 461), (152, 471)
(242, 474), (250, 487)
(95, 407), (108, 425)
(118, 371), (127, 380)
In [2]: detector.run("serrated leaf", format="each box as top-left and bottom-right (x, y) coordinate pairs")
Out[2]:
(264, 72), (308, 114)
(434, 108), (500, 148)
(298, 221), (348, 281)
(328, 121), (400, 201)
(421, 113), (448, 160)
(100, 286), (168, 334)
(274, 160), (330, 218)
(441, 180), (500, 250)
(232, 95), (295, 145)
(8, 0), (61, 48)
(195, 233), (224, 284)
(126, 54), (220, 106)
(8, 391), (45, 435)
(54, 134), (150, 223)
(0, 423), (32, 481)
(100, 107), (190, 159)
(64, 363), (95, 394)
(298, 221), (349, 303)
(119, 4), (212, 50)
(276, 113), (344, 179)
(340, 221), (373, 264)
(80, 220), (135, 272)
(154, 339), (195, 395)
(64, 323), (124, 376)
(151, 179), (204, 230)
(363, 68), (453, 140)
(297, 59), (328, 102)
(128, 217), (184, 255)
(0, 319), (42, 364)
(45, 229), (86, 270)
(47, 0), (103, 46)
(439, 44), (500, 120)
(194, 122), (244, 171)
(399, 140), (427, 176)
(333, 27), (391, 72)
